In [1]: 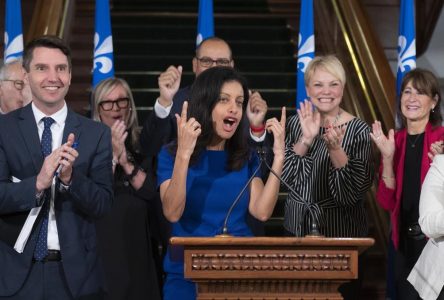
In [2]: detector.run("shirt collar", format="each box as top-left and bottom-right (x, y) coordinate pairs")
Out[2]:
(32, 101), (68, 126)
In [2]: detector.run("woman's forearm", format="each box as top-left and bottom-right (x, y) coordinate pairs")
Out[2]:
(160, 154), (190, 222)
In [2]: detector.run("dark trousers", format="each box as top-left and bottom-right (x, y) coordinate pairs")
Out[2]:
(0, 261), (103, 300)
(394, 234), (427, 300)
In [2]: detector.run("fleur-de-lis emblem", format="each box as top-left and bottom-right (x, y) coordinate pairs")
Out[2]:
(4, 32), (24, 63)
(297, 34), (314, 73)
(93, 33), (113, 74)
(196, 33), (203, 46)
(397, 35), (416, 73)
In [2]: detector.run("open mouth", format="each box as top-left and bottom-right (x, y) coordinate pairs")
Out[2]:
(222, 117), (237, 131)
(318, 97), (334, 103)
(44, 86), (61, 91)
(406, 105), (420, 111)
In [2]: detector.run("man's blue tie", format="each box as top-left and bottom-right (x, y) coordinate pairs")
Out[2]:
(34, 117), (55, 261)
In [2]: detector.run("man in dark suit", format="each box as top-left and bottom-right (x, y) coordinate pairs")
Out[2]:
(140, 36), (269, 156)
(0, 36), (113, 299)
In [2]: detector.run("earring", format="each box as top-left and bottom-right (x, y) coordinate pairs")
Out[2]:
(432, 107), (435, 113)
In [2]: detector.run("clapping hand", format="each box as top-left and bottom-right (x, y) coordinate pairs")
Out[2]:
(323, 119), (346, 150)
(111, 120), (129, 165)
(266, 107), (286, 158)
(36, 133), (79, 190)
(158, 65), (182, 107)
(428, 140), (444, 161)
(297, 100), (320, 145)
(175, 101), (201, 159)
(370, 120), (395, 160)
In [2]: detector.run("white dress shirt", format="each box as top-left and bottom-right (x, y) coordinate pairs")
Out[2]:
(32, 102), (68, 251)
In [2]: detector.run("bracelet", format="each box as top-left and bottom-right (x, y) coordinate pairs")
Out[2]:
(381, 175), (395, 180)
(250, 123), (265, 133)
(299, 137), (312, 148)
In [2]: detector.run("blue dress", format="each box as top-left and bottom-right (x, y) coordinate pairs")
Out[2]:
(157, 148), (260, 300)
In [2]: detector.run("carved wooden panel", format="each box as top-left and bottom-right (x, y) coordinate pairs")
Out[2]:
(184, 249), (358, 280)
(196, 280), (345, 300)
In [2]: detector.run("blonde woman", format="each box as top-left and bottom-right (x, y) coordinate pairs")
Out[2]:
(92, 77), (165, 300)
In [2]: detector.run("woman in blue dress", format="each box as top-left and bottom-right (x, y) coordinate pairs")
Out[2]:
(157, 67), (286, 300)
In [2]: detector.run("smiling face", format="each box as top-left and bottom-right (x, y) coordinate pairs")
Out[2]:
(400, 80), (437, 124)
(98, 83), (130, 128)
(306, 67), (344, 115)
(210, 81), (244, 148)
(25, 47), (71, 114)
(192, 39), (234, 77)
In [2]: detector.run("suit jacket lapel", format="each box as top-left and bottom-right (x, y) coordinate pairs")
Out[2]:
(62, 109), (82, 146)
(18, 105), (44, 173)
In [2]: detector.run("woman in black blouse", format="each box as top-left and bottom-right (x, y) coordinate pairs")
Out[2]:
(92, 78), (166, 300)
(282, 55), (373, 237)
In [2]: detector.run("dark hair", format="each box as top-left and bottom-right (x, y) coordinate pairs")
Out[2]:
(399, 68), (442, 128)
(170, 66), (250, 170)
(23, 35), (72, 72)
(196, 37), (233, 60)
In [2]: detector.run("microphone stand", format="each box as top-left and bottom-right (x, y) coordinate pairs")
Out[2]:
(257, 147), (322, 237)
(217, 156), (264, 237)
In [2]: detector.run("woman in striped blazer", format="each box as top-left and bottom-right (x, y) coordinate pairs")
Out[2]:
(282, 55), (373, 238)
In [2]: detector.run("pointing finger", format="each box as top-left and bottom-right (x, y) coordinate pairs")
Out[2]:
(280, 107), (286, 127)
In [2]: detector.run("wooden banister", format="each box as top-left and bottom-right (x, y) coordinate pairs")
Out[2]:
(26, 0), (75, 41)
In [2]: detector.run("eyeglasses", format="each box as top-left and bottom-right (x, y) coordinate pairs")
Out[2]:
(195, 57), (232, 67)
(1, 79), (25, 91)
(99, 98), (130, 111)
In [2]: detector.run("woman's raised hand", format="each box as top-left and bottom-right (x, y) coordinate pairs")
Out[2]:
(266, 107), (286, 158)
(428, 140), (444, 161)
(297, 100), (320, 144)
(370, 120), (395, 160)
(323, 120), (346, 150)
(111, 120), (128, 164)
(175, 101), (201, 159)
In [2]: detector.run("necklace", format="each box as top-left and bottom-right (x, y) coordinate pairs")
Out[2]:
(323, 109), (342, 128)
(407, 133), (423, 148)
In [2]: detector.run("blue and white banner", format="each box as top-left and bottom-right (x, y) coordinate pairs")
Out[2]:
(296, 0), (315, 108)
(196, 0), (214, 46)
(396, 0), (416, 96)
(396, 0), (415, 127)
(93, 0), (114, 87)
(4, 0), (24, 63)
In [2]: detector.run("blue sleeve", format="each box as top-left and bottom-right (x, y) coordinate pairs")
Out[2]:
(157, 146), (175, 188)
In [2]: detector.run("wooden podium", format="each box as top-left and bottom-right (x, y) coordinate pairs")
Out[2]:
(170, 236), (374, 300)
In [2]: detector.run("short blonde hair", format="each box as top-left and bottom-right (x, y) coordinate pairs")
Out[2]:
(304, 55), (346, 86)
(92, 77), (139, 149)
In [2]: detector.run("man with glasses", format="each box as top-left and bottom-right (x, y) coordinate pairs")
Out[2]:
(140, 36), (268, 156)
(140, 37), (270, 237)
(0, 60), (31, 114)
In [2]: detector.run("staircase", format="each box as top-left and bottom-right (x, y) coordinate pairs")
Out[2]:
(111, 1), (297, 124)
(68, 0), (386, 298)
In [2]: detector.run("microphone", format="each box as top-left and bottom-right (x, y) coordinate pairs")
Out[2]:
(257, 146), (322, 237)
(218, 154), (264, 237)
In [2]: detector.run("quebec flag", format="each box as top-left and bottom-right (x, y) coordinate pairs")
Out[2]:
(396, 0), (416, 96)
(93, 0), (114, 87)
(4, 0), (24, 63)
(196, 0), (214, 46)
(296, 0), (314, 108)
